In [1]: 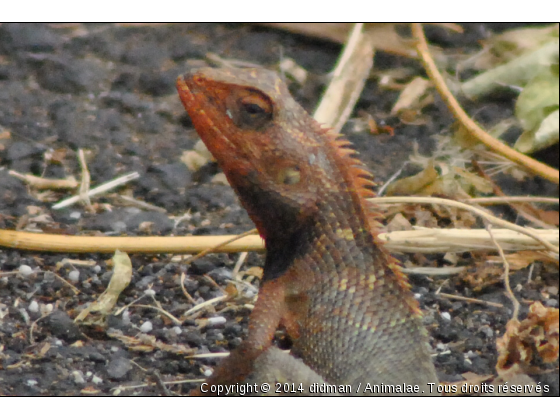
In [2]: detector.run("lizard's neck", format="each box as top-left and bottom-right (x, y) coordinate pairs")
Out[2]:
(259, 133), (383, 283)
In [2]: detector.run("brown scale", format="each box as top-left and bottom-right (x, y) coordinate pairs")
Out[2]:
(177, 67), (438, 395)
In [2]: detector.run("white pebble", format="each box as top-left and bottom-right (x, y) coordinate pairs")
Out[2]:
(93, 265), (102, 273)
(144, 289), (156, 297)
(140, 321), (153, 333)
(203, 368), (213, 377)
(69, 211), (81, 220)
(172, 326), (182, 335)
(19, 265), (33, 278)
(441, 312), (451, 321)
(72, 370), (86, 384)
(68, 270), (80, 282)
(122, 309), (130, 325)
(92, 375), (103, 385)
(27, 379), (38, 387)
(44, 304), (54, 314)
(28, 301), (39, 313)
(207, 316), (227, 327)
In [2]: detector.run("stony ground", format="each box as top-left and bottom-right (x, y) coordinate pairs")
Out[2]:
(0, 23), (557, 396)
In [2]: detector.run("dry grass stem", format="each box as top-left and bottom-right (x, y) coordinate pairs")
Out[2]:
(437, 292), (504, 308)
(8, 170), (78, 190)
(52, 272), (81, 295)
(486, 224), (519, 320)
(370, 196), (559, 253)
(115, 195), (167, 213)
(52, 172), (140, 210)
(77, 149), (93, 211)
(180, 273), (197, 305)
(180, 228), (258, 267)
(184, 295), (229, 317)
(313, 23), (374, 133)
(131, 304), (182, 325)
(186, 352), (230, 359)
(411, 23), (559, 184)
(465, 196), (559, 205)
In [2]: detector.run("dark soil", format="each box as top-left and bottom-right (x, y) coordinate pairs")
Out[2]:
(0, 23), (557, 396)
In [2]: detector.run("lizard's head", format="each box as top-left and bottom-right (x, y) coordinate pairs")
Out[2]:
(177, 67), (340, 240)
(177, 67), (376, 247)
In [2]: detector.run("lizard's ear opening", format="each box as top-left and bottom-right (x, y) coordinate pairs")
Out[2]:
(226, 88), (273, 130)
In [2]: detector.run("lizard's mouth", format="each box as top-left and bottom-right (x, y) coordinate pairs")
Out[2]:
(176, 74), (236, 151)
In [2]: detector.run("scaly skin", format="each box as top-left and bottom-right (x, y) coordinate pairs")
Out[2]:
(177, 67), (439, 395)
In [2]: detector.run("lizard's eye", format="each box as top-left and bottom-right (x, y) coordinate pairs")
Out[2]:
(226, 89), (273, 130)
(278, 166), (301, 185)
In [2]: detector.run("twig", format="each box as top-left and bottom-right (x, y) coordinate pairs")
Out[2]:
(115, 194), (167, 213)
(471, 159), (555, 229)
(186, 352), (230, 359)
(313, 23), (374, 132)
(370, 196), (559, 253)
(232, 252), (249, 279)
(8, 170), (78, 190)
(465, 196), (559, 205)
(486, 224), (519, 320)
(180, 273), (197, 305)
(77, 149), (93, 211)
(411, 23), (559, 184)
(0, 228), (263, 254)
(131, 304), (182, 326)
(437, 292), (503, 308)
(52, 172), (140, 210)
(51, 272), (80, 295)
(184, 295), (229, 317)
(1, 225), (557, 255)
(29, 312), (53, 344)
(180, 228), (258, 266)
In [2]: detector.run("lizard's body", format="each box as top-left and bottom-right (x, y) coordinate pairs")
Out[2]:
(177, 67), (438, 395)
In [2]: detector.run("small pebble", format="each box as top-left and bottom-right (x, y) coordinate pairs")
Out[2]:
(207, 316), (227, 327)
(144, 289), (156, 297)
(69, 211), (81, 220)
(441, 312), (451, 321)
(92, 375), (103, 385)
(479, 325), (493, 338)
(72, 370), (86, 384)
(26, 379), (38, 387)
(546, 299), (558, 307)
(172, 326), (182, 335)
(68, 270), (80, 282)
(436, 343), (448, 351)
(140, 321), (153, 333)
(122, 309), (131, 325)
(93, 265), (102, 273)
(203, 368), (213, 377)
(19, 265), (33, 278)
(28, 301), (39, 313)
(107, 357), (132, 379)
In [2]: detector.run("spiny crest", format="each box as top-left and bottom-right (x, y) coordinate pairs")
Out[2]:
(325, 129), (421, 316)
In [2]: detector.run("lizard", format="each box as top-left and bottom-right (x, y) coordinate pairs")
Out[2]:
(176, 67), (439, 395)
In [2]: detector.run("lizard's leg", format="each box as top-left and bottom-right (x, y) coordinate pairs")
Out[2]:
(190, 279), (286, 395)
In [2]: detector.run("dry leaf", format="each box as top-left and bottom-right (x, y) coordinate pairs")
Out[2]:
(74, 250), (132, 322)
(386, 161), (439, 196)
(390, 77), (432, 116)
(488, 250), (559, 270)
(496, 302), (559, 378)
